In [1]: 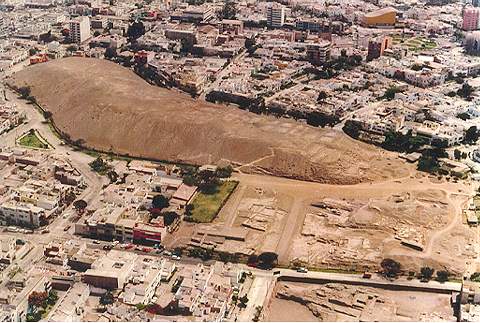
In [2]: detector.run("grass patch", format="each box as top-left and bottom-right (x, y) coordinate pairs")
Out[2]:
(392, 36), (437, 51)
(190, 181), (238, 223)
(18, 131), (49, 149)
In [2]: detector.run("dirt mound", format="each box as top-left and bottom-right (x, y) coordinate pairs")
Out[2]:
(10, 57), (410, 184)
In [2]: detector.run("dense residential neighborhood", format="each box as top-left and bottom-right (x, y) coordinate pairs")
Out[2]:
(4, 0), (480, 322)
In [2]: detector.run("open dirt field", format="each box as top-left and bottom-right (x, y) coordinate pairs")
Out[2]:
(9, 57), (411, 185)
(266, 282), (455, 322)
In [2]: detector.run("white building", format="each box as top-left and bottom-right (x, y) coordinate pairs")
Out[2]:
(0, 201), (46, 228)
(0, 237), (15, 264)
(69, 16), (91, 44)
(266, 3), (286, 28)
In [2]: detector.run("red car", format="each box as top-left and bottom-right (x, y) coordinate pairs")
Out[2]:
(142, 247), (152, 253)
(124, 244), (135, 250)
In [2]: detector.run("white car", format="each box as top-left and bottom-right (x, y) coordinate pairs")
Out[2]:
(297, 267), (308, 273)
(171, 255), (181, 260)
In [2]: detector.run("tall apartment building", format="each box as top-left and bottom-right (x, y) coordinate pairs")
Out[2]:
(267, 3), (286, 28)
(69, 16), (91, 44)
(463, 7), (480, 31)
(474, 0), (480, 7)
(306, 41), (331, 65)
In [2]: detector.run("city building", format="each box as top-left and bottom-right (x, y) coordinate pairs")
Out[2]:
(463, 7), (480, 31)
(83, 250), (137, 290)
(306, 41), (331, 65)
(367, 36), (392, 61)
(362, 7), (397, 27)
(69, 16), (91, 44)
(267, 3), (286, 28)
(465, 31), (480, 55)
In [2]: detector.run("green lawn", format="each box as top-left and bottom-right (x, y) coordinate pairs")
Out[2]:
(392, 36), (437, 51)
(190, 181), (238, 223)
(18, 132), (48, 149)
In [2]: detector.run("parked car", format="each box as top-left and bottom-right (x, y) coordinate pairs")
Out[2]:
(297, 267), (308, 273)
(124, 244), (135, 250)
(362, 272), (372, 279)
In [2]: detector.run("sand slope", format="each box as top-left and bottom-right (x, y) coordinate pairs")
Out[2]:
(10, 57), (410, 184)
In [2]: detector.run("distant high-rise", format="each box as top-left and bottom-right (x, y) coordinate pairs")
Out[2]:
(462, 7), (480, 31)
(266, 3), (286, 28)
(473, 0), (480, 7)
(69, 16), (91, 44)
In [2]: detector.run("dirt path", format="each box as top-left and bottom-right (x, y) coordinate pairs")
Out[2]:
(275, 197), (306, 264)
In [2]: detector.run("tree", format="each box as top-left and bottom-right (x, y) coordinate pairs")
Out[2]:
(381, 86), (403, 101)
(306, 111), (339, 128)
(219, 0), (237, 20)
(66, 45), (78, 52)
(436, 270), (449, 282)
(28, 291), (48, 309)
(238, 295), (249, 308)
(43, 111), (52, 119)
(317, 90), (328, 103)
(465, 126), (479, 143)
(380, 258), (401, 278)
(18, 86), (31, 99)
(89, 157), (110, 174)
(458, 82), (474, 99)
(104, 47), (117, 59)
(216, 165), (233, 178)
(162, 211), (178, 226)
(343, 120), (362, 139)
(127, 20), (145, 40)
(47, 290), (58, 306)
(99, 291), (114, 306)
(197, 169), (220, 193)
(185, 204), (194, 216)
(245, 36), (256, 54)
(257, 252), (278, 269)
(73, 199), (88, 210)
(183, 174), (197, 186)
(107, 170), (118, 183)
(29, 48), (38, 56)
(457, 112), (470, 121)
(454, 149), (461, 160)
(419, 266), (434, 281)
(152, 194), (169, 209)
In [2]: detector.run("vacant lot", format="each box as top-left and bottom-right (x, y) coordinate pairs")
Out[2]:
(18, 131), (48, 149)
(10, 57), (412, 185)
(190, 181), (238, 223)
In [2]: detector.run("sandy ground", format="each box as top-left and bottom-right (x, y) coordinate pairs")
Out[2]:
(10, 57), (411, 185)
(267, 298), (319, 322)
(266, 282), (455, 322)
